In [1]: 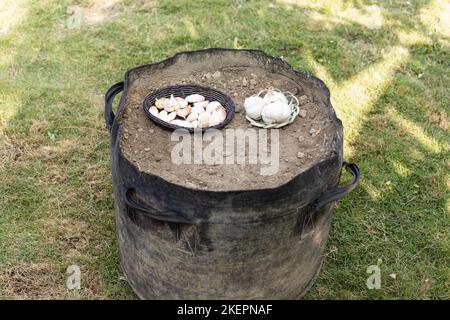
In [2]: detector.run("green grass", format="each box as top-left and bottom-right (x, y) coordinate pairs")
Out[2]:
(0, 0), (448, 299)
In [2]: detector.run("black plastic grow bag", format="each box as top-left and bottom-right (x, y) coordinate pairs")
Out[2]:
(105, 49), (360, 299)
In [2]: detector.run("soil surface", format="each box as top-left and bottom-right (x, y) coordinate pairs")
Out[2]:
(119, 59), (340, 191)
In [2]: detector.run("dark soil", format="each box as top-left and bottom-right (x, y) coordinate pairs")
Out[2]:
(118, 59), (340, 191)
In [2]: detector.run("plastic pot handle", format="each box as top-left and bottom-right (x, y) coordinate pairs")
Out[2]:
(124, 188), (198, 224)
(105, 82), (124, 133)
(311, 162), (360, 211)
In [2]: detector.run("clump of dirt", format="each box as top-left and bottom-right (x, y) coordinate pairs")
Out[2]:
(118, 53), (341, 191)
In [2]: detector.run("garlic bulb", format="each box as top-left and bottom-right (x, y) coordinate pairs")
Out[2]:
(244, 96), (265, 120)
(263, 90), (288, 105)
(261, 102), (291, 124)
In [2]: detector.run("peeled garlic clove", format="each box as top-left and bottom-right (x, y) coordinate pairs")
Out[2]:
(192, 105), (206, 114)
(185, 94), (205, 103)
(191, 120), (199, 128)
(177, 106), (192, 119)
(244, 96), (265, 120)
(167, 111), (177, 122)
(149, 106), (159, 117)
(186, 112), (198, 122)
(261, 102), (291, 124)
(193, 100), (209, 108)
(198, 112), (210, 128)
(159, 110), (168, 122)
(206, 101), (222, 113)
(263, 90), (288, 105)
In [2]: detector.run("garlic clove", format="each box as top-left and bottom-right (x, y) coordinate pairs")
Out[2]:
(206, 101), (222, 113)
(177, 106), (192, 119)
(214, 106), (226, 123)
(171, 119), (192, 128)
(244, 96), (265, 120)
(191, 120), (199, 128)
(149, 106), (159, 117)
(159, 110), (168, 122)
(175, 97), (188, 109)
(155, 98), (170, 110)
(192, 105), (206, 114)
(193, 100), (209, 108)
(209, 111), (223, 127)
(165, 94), (181, 112)
(185, 94), (205, 103)
(186, 111), (199, 122)
(178, 120), (192, 128)
(198, 112), (210, 128)
(170, 119), (183, 126)
(167, 111), (177, 122)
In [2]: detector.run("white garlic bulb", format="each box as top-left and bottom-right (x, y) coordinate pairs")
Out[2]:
(244, 96), (265, 120)
(261, 102), (291, 124)
(263, 90), (288, 105)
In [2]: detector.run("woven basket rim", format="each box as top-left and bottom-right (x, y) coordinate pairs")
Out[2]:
(143, 84), (235, 133)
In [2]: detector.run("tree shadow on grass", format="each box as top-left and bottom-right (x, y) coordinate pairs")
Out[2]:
(306, 37), (449, 298)
(1, 0), (448, 299)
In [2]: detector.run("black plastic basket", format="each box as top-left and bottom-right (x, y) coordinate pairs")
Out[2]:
(143, 84), (235, 133)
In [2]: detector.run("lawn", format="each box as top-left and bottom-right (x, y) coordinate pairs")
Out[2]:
(0, 0), (448, 299)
